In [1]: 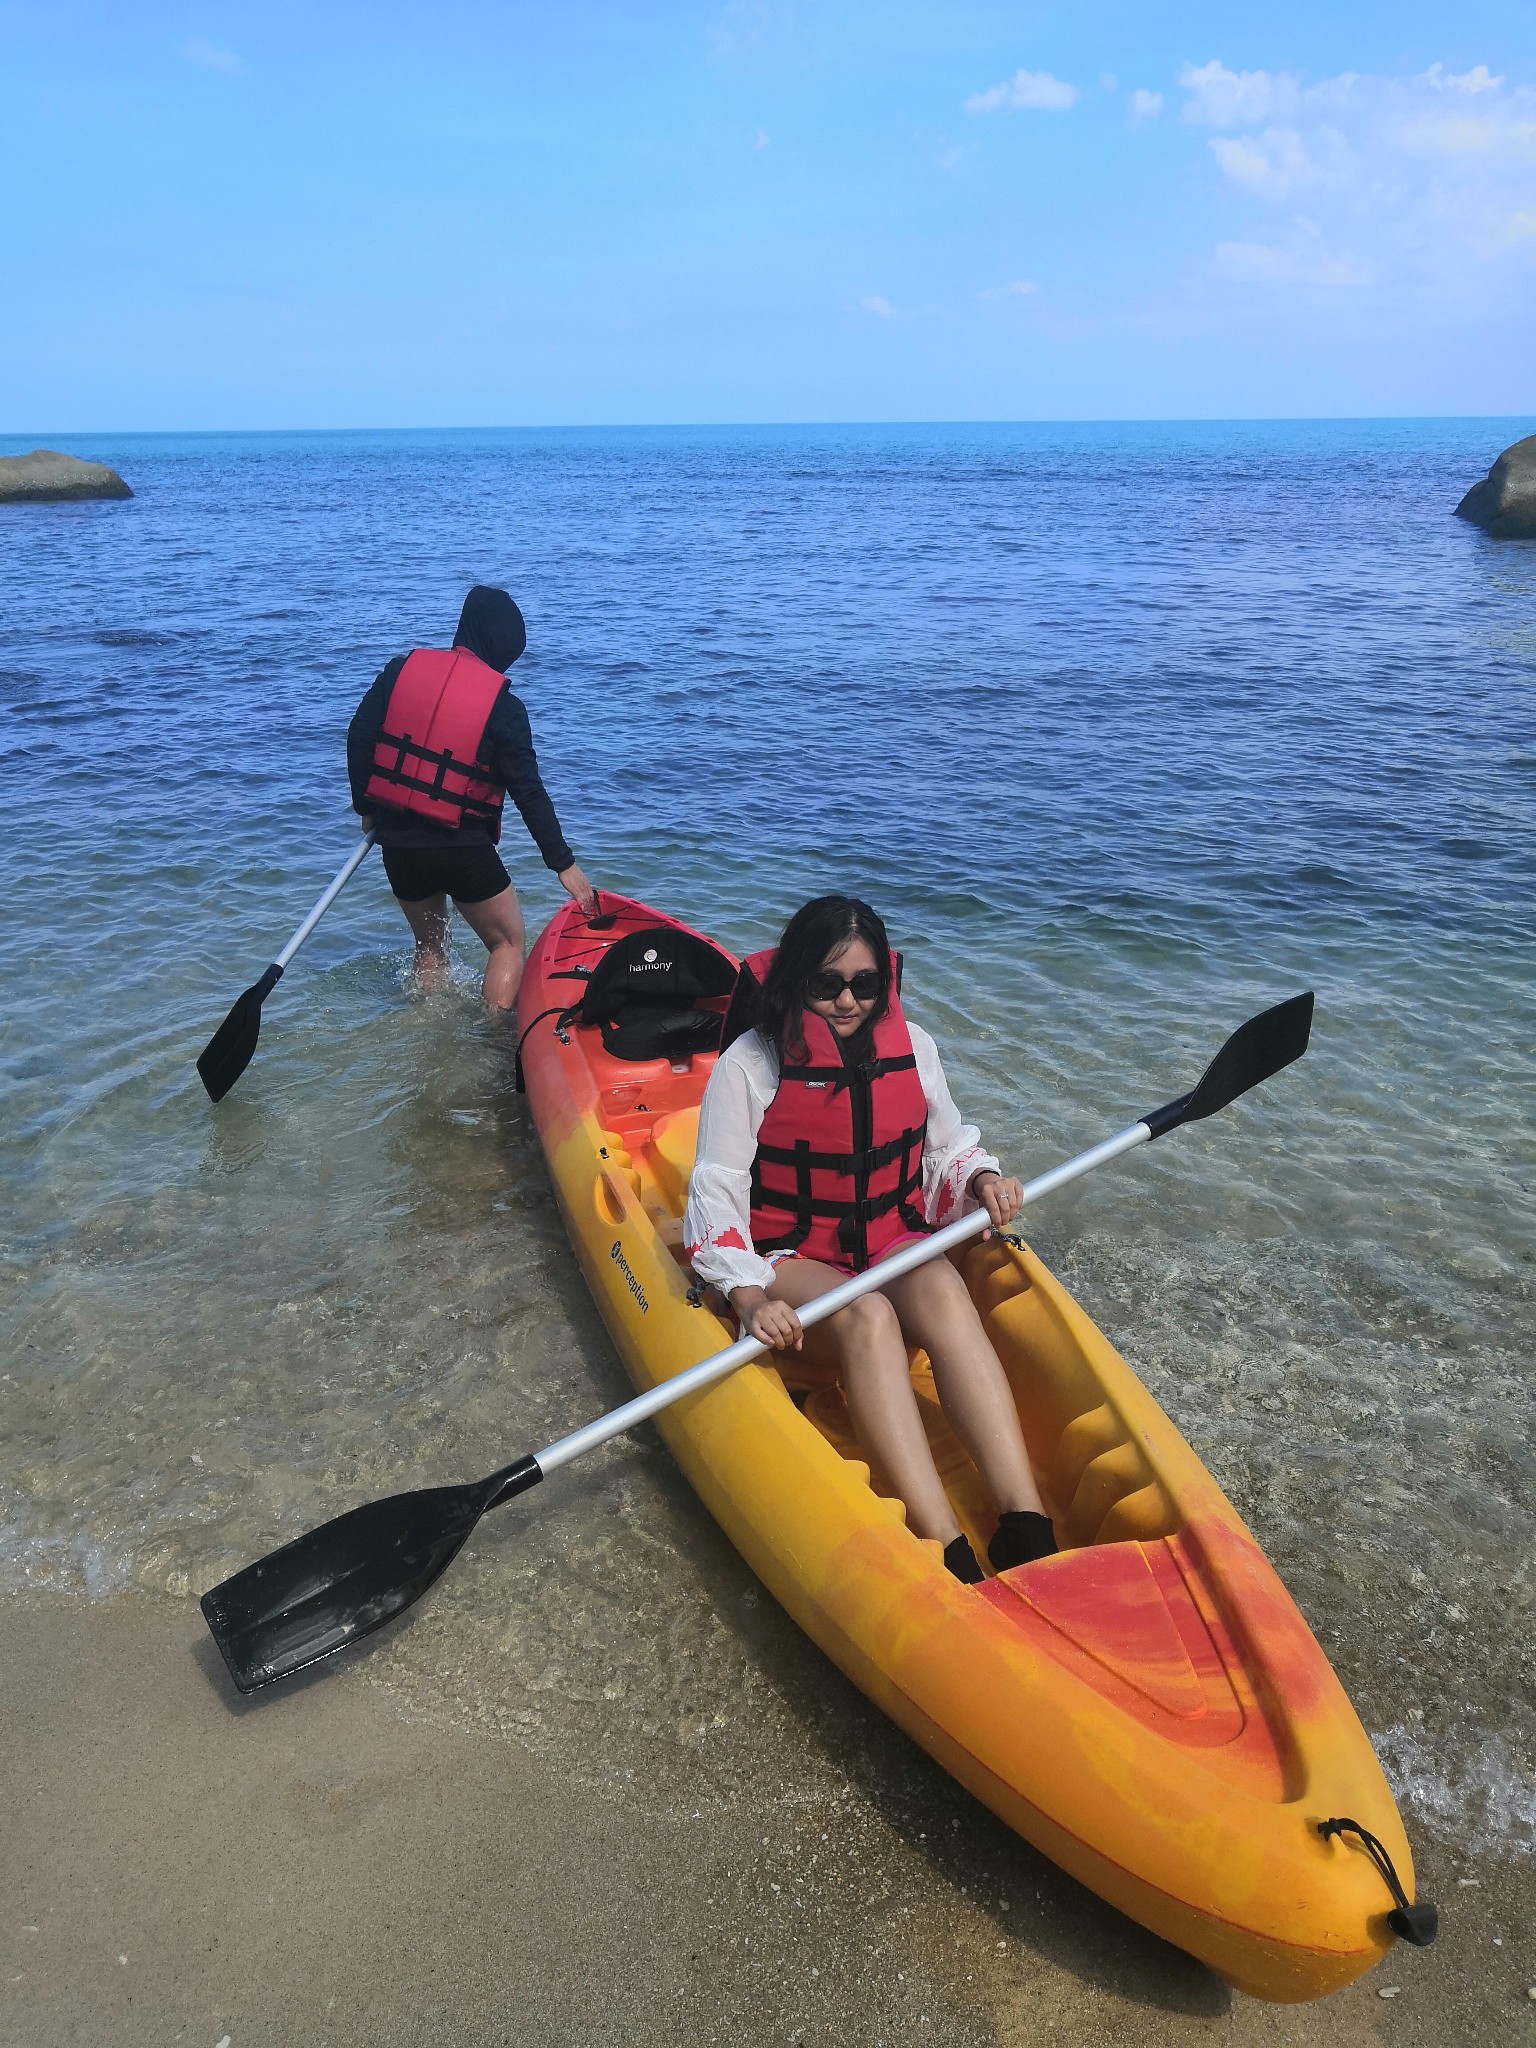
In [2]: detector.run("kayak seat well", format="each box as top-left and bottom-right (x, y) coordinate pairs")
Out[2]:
(641, 1102), (1010, 1556)
(788, 1351), (1002, 1566)
(961, 1239), (1181, 1549)
(635, 1098), (1177, 1558)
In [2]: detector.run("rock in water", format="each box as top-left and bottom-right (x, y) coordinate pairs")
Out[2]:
(1455, 433), (1536, 538)
(0, 449), (132, 503)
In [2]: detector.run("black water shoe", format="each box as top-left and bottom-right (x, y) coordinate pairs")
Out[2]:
(988, 1511), (1059, 1571)
(943, 1535), (985, 1584)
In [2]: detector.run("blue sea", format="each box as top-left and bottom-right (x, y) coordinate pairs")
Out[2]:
(1, 421), (1532, 1878)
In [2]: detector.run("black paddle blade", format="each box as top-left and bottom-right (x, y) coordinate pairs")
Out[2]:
(1142, 992), (1314, 1140)
(200, 1482), (491, 1693)
(197, 962), (283, 1103)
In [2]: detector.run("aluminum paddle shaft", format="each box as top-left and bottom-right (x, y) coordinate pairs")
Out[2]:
(197, 832), (376, 1101)
(276, 831), (376, 969)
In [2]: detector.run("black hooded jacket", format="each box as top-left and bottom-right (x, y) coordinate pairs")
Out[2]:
(346, 586), (575, 868)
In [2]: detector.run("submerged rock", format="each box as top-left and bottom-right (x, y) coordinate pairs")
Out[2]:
(0, 448), (132, 504)
(1455, 434), (1536, 538)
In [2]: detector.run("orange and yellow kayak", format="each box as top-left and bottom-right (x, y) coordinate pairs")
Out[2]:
(516, 892), (1416, 2002)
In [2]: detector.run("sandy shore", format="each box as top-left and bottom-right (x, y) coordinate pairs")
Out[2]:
(4, 1590), (1528, 2048)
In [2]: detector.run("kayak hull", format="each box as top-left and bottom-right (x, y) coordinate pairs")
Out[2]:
(517, 895), (1416, 2002)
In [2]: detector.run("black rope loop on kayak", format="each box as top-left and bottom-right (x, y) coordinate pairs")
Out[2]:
(1317, 1818), (1439, 1947)
(513, 1004), (580, 1093)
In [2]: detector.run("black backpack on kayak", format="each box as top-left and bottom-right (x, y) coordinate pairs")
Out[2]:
(572, 926), (736, 1062)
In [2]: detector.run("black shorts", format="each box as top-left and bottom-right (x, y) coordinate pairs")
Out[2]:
(382, 843), (512, 905)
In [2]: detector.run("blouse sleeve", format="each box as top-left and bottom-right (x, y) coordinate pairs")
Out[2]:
(684, 1034), (781, 1296)
(910, 1024), (1000, 1229)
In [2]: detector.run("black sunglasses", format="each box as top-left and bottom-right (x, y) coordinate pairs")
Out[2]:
(806, 968), (882, 1003)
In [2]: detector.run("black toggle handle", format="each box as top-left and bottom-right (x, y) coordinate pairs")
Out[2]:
(1317, 1817), (1438, 1948)
(1387, 1901), (1440, 1947)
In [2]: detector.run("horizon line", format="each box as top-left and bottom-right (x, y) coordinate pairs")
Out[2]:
(3, 411), (1534, 441)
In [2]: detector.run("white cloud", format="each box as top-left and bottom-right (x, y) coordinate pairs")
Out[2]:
(753, 128), (769, 151)
(1180, 58), (1536, 299)
(859, 295), (894, 317)
(1424, 63), (1503, 95)
(965, 69), (1078, 116)
(1180, 60), (1300, 128)
(181, 36), (241, 75)
(1209, 137), (1270, 186)
(1210, 126), (1314, 193)
(1129, 89), (1164, 122)
(978, 279), (1037, 299)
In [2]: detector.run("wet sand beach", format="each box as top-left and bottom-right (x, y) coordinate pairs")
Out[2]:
(5, 1589), (1532, 2048)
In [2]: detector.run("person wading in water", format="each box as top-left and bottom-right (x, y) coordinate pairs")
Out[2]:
(684, 893), (1058, 1583)
(348, 586), (596, 1009)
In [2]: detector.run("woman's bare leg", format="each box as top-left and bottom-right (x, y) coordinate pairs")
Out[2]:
(878, 1255), (1046, 1517)
(767, 1258), (962, 1545)
(455, 884), (526, 1011)
(397, 893), (451, 993)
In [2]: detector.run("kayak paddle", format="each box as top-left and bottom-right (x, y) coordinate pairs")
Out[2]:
(197, 833), (376, 1103)
(201, 991), (1312, 1693)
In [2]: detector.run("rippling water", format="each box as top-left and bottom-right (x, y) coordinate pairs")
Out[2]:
(1, 421), (1532, 1866)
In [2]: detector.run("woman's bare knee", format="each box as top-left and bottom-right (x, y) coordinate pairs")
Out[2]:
(830, 1290), (901, 1345)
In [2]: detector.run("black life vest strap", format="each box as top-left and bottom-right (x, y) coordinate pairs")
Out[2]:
(753, 1123), (925, 1177)
(778, 1052), (918, 1096)
(754, 1183), (926, 1225)
(750, 1139), (816, 1252)
(892, 1120), (931, 1239)
(372, 729), (502, 818)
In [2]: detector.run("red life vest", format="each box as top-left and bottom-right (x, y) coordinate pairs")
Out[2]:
(742, 949), (932, 1273)
(363, 647), (506, 838)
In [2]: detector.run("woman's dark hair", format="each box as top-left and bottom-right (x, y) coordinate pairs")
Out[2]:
(758, 895), (892, 1066)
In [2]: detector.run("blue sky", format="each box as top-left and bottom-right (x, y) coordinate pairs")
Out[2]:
(3, 2), (1534, 427)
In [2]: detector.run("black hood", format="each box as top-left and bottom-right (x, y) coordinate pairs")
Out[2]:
(453, 586), (527, 673)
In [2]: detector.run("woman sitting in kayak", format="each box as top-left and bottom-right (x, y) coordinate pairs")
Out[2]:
(684, 894), (1058, 1583)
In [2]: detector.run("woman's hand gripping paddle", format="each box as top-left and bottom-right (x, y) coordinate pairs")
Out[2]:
(197, 833), (376, 1102)
(201, 991), (1313, 1693)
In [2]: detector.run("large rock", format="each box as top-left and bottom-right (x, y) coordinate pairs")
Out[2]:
(1455, 433), (1536, 538)
(0, 449), (132, 503)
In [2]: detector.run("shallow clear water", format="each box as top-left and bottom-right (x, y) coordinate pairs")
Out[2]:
(1, 420), (1532, 1862)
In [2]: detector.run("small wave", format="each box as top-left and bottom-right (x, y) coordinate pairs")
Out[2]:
(1374, 1723), (1536, 1861)
(0, 1498), (130, 1601)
